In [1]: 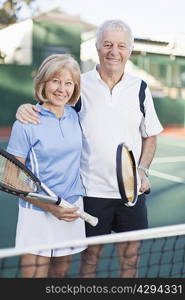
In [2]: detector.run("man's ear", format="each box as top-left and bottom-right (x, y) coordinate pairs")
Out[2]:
(95, 42), (99, 51)
(96, 44), (101, 57)
(128, 46), (134, 57)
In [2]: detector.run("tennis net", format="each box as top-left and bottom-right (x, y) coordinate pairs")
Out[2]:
(0, 223), (185, 278)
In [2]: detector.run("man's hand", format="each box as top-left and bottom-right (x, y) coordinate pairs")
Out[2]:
(137, 135), (156, 194)
(138, 169), (151, 194)
(16, 103), (40, 124)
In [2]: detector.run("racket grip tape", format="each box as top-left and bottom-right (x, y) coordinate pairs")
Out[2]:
(77, 211), (98, 227)
(58, 198), (98, 227)
(144, 188), (151, 195)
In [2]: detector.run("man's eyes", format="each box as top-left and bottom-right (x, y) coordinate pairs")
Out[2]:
(104, 44), (127, 49)
(104, 43), (112, 48)
(119, 44), (126, 48)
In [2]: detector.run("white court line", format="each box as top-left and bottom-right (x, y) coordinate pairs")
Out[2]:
(150, 169), (185, 184)
(159, 140), (185, 148)
(153, 156), (185, 163)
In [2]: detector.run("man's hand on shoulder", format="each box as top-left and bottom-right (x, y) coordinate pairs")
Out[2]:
(16, 103), (40, 124)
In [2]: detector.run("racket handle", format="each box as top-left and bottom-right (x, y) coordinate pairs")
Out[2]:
(59, 199), (98, 227)
(40, 183), (99, 226)
(144, 188), (151, 195)
(77, 210), (98, 227)
(138, 188), (151, 196)
(27, 193), (98, 227)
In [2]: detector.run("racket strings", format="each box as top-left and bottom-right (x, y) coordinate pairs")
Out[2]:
(0, 155), (37, 193)
(121, 147), (135, 202)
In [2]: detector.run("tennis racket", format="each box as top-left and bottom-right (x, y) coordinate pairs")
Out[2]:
(0, 147), (98, 227)
(116, 143), (150, 207)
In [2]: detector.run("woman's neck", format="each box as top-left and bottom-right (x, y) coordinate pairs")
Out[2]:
(42, 103), (64, 118)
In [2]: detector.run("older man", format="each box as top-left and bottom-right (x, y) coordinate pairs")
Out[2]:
(16, 19), (163, 277)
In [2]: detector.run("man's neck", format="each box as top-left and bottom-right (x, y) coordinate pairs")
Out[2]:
(97, 66), (124, 91)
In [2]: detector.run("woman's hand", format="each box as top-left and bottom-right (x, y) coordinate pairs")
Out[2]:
(24, 196), (81, 222)
(16, 103), (40, 124)
(48, 204), (80, 222)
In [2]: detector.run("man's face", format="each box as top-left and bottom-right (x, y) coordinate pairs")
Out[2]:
(97, 29), (132, 74)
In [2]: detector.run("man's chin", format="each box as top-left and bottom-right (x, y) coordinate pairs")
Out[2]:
(105, 65), (123, 73)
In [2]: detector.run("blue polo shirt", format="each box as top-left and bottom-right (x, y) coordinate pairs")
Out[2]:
(7, 104), (83, 210)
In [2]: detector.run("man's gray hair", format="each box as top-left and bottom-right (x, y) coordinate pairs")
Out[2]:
(95, 19), (134, 50)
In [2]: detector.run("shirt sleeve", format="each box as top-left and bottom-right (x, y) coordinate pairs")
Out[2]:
(140, 85), (164, 137)
(7, 121), (31, 158)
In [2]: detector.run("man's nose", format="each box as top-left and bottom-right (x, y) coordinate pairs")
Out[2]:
(110, 45), (119, 56)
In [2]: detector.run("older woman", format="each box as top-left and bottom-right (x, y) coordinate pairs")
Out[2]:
(7, 54), (86, 278)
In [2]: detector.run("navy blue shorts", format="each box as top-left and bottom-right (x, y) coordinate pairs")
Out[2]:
(83, 194), (148, 237)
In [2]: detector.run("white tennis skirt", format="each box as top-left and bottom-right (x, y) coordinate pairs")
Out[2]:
(15, 197), (86, 257)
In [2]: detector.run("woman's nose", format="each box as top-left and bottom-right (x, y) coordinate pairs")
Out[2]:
(57, 82), (65, 91)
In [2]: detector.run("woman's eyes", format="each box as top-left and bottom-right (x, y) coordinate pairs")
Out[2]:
(51, 79), (73, 85)
(52, 78), (60, 83)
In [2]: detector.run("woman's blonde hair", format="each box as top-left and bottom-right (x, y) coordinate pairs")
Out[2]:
(34, 54), (81, 105)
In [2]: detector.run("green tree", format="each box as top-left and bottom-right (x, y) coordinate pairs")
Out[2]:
(0, 0), (35, 24)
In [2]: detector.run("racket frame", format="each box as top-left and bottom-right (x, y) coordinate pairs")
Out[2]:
(116, 143), (138, 207)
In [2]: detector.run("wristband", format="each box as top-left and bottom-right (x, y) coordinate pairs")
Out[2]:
(138, 165), (149, 176)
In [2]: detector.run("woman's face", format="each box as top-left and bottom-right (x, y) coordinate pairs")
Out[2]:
(44, 69), (75, 107)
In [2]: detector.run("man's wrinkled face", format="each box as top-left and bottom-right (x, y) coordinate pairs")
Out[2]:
(97, 29), (132, 74)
